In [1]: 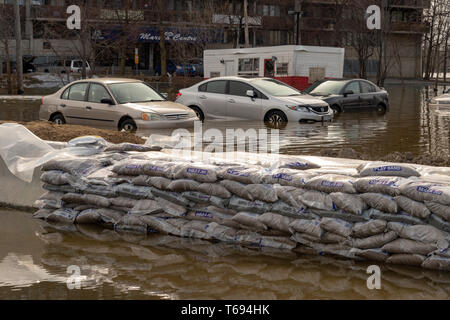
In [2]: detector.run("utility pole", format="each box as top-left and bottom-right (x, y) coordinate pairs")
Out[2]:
(14, 0), (24, 94)
(289, 1), (302, 45)
(244, 0), (249, 48)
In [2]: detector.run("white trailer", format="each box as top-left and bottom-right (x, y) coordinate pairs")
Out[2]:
(204, 45), (345, 91)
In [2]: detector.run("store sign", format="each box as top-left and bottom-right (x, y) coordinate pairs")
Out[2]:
(138, 27), (223, 44)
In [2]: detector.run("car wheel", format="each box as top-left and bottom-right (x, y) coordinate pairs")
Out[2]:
(331, 105), (342, 114)
(120, 119), (137, 132)
(50, 114), (66, 125)
(376, 103), (387, 113)
(189, 106), (205, 122)
(265, 110), (288, 125)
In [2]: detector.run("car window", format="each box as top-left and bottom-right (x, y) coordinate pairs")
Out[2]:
(361, 81), (376, 93)
(345, 82), (361, 94)
(61, 88), (70, 100)
(68, 83), (88, 101)
(198, 83), (207, 92)
(73, 61), (82, 68)
(229, 81), (255, 97)
(88, 83), (113, 103)
(205, 80), (227, 94)
(65, 60), (71, 67)
(250, 79), (302, 97)
(108, 82), (165, 104)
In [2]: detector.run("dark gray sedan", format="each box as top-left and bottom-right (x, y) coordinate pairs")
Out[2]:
(304, 79), (389, 114)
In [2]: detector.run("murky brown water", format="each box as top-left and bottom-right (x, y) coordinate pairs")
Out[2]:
(1, 210), (449, 300)
(1, 84), (450, 300)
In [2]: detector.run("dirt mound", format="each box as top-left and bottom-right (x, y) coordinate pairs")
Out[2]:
(0, 121), (145, 144)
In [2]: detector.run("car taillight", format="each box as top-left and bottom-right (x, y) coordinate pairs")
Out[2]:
(40, 98), (43, 105)
(176, 92), (182, 98)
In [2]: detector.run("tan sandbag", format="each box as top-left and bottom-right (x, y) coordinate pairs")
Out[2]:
(346, 231), (397, 249)
(386, 254), (426, 266)
(330, 192), (367, 215)
(168, 179), (200, 192)
(197, 183), (232, 199)
(425, 201), (450, 222)
(289, 219), (323, 238)
(319, 218), (353, 238)
(354, 176), (405, 196)
(232, 212), (268, 231)
(387, 222), (448, 244)
(382, 238), (437, 255)
(305, 174), (357, 194)
(350, 248), (390, 262)
(395, 196), (431, 219)
(400, 181), (450, 206)
(245, 184), (278, 203)
(360, 193), (398, 213)
(258, 213), (294, 233)
(358, 162), (420, 178)
(298, 190), (336, 211)
(421, 255), (450, 271)
(220, 180), (254, 201)
(62, 193), (110, 208)
(352, 220), (387, 238)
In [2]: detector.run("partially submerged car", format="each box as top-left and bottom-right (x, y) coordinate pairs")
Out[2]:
(305, 79), (389, 113)
(39, 78), (198, 131)
(175, 76), (333, 125)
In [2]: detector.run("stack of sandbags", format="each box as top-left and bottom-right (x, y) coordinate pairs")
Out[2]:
(32, 145), (450, 271)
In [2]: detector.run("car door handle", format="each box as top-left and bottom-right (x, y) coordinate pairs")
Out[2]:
(59, 104), (66, 108)
(86, 106), (92, 110)
(228, 99), (235, 103)
(199, 95), (207, 100)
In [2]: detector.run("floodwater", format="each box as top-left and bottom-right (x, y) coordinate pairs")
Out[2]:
(1, 84), (450, 300)
(1, 210), (449, 300)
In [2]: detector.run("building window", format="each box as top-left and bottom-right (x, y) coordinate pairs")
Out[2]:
(262, 4), (280, 17)
(276, 63), (288, 76)
(43, 42), (51, 50)
(238, 58), (260, 76)
(210, 72), (220, 78)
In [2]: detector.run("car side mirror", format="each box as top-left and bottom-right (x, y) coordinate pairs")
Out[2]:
(161, 92), (169, 99)
(101, 98), (114, 105)
(246, 90), (256, 98)
(343, 90), (354, 97)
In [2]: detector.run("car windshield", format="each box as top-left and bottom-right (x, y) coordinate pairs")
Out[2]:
(108, 82), (165, 104)
(308, 81), (346, 96)
(250, 79), (303, 97)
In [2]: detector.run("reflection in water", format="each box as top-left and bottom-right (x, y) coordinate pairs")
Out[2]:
(0, 211), (449, 300)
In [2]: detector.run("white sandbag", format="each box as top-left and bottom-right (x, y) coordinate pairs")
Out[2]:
(352, 220), (387, 238)
(386, 254), (426, 266)
(130, 199), (163, 215)
(425, 201), (450, 222)
(350, 248), (390, 262)
(220, 180), (254, 201)
(232, 212), (268, 231)
(305, 174), (357, 194)
(218, 166), (262, 184)
(173, 164), (218, 183)
(197, 183), (232, 199)
(155, 197), (187, 217)
(346, 231), (397, 249)
(387, 222), (448, 243)
(61, 193), (110, 208)
(289, 219), (323, 238)
(168, 179), (200, 192)
(358, 162), (420, 178)
(115, 183), (153, 199)
(245, 184), (278, 203)
(395, 196), (431, 219)
(228, 196), (271, 214)
(114, 214), (148, 233)
(330, 192), (367, 215)
(400, 181), (450, 206)
(381, 238), (437, 255)
(360, 193), (398, 213)
(421, 255), (450, 271)
(298, 190), (336, 211)
(319, 218), (353, 238)
(354, 177), (406, 196)
(257, 213), (294, 233)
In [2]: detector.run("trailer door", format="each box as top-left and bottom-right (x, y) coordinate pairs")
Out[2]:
(225, 60), (234, 76)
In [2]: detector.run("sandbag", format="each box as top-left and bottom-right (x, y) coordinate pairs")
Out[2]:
(421, 255), (450, 271)
(298, 190), (336, 211)
(277, 157), (321, 170)
(352, 220), (387, 238)
(115, 183), (153, 200)
(39, 191), (65, 202)
(387, 222), (448, 243)
(271, 201), (316, 220)
(400, 181), (450, 206)
(289, 219), (323, 238)
(151, 188), (191, 206)
(110, 197), (136, 208)
(40, 171), (76, 186)
(42, 158), (105, 176)
(360, 193), (398, 213)
(33, 199), (63, 210)
(305, 175), (357, 194)
(130, 199), (163, 215)
(114, 214), (148, 233)
(395, 196), (431, 219)
(111, 160), (149, 176)
(311, 210), (367, 223)
(245, 184), (278, 203)
(228, 196), (271, 214)
(274, 186), (303, 207)
(386, 254), (426, 266)
(168, 179), (200, 192)
(364, 209), (424, 225)
(319, 218), (353, 238)
(204, 222), (238, 242)
(33, 209), (53, 220)
(218, 166), (262, 184)
(43, 184), (76, 194)
(425, 201), (450, 222)
(46, 208), (79, 224)
(232, 212), (268, 231)
(139, 216), (181, 236)
(428, 214), (450, 233)
(62, 193), (110, 208)
(350, 248), (390, 262)
(179, 221), (212, 240)
(155, 197), (187, 217)
(220, 180), (253, 201)
(354, 176), (405, 196)
(358, 162), (420, 178)
(104, 143), (161, 153)
(173, 164), (218, 183)
(83, 185), (117, 198)
(381, 238), (437, 255)
(257, 213), (294, 233)
(185, 206), (236, 225)
(197, 183), (232, 199)
(76, 208), (124, 227)
(330, 192), (367, 215)
(346, 231), (397, 249)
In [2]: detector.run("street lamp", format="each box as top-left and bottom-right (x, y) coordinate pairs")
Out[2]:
(288, 10), (303, 45)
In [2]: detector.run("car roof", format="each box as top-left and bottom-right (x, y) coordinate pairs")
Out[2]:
(204, 76), (272, 82)
(69, 78), (143, 85)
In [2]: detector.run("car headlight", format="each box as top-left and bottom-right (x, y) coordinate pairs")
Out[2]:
(286, 105), (310, 112)
(142, 112), (165, 121)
